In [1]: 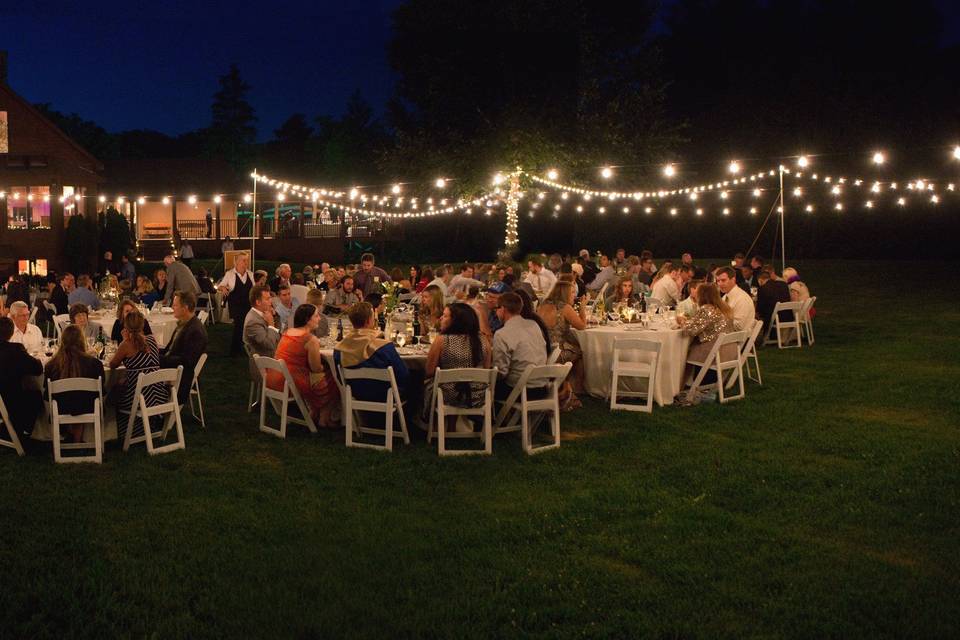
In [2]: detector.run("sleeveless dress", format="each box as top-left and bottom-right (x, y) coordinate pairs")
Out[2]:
(438, 334), (491, 407)
(267, 333), (338, 420)
(117, 335), (166, 440)
(547, 300), (582, 364)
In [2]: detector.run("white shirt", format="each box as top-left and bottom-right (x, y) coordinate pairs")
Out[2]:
(251, 307), (280, 333)
(218, 268), (251, 293)
(180, 244), (194, 259)
(586, 266), (616, 292)
(651, 276), (680, 306)
(11, 322), (44, 353)
(524, 268), (557, 297)
(426, 277), (448, 297)
(723, 285), (756, 331)
(492, 316), (547, 387)
(447, 274), (484, 297)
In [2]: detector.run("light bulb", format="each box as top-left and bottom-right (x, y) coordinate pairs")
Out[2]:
(872, 151), (886, 165)
(797, 155), (810, 168)
(138, 197), (146, 205)
(435, 178), (446, 188)
(663, 164), (676, 178)
(188, 195), (198, 204)
(601, 167), (613, 179)
(728, 160), (741, 174)
(214, 195), (222, 204)
(953, 146), (960, 160)
(546, 169), (558, 180)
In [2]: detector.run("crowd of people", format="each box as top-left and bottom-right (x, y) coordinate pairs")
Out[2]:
(1, 245), (813, 454)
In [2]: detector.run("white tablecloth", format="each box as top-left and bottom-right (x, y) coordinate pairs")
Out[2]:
(88, 311), (179, 347)
(572, 324), (691, 406)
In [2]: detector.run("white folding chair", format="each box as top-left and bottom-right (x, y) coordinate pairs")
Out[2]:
(741, 319), (764, 385)
(0, 396), (25, 457)
(494, 363), (571, 454)
(244, 343), (260, 413)
(197, 310), (209, 327)
(800, 296), (817, 345)
(54, 314), (71, 341)
(48, 377), (104, 464)
(547, 346), (561, 365)
(685, 331), (748, 404)
(28, 304), (39, 326)
(122, 366), (186, 455)
(253, 356), (318, 438)
(290, 284), (310, 304)
(340, 365), (409, 451)
(188, 353), (208, 428)
(42, 301), (58, 337)
(427, 368), (496, 456)
(609, 338), (661, 412)
(397, 292), (416, 303)
(586, 282), (609, 313)
(764, 301), (803, 349)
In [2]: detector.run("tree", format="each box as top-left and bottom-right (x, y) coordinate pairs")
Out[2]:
(99, 208), (132, 259)
(309, 90), (390, 185)
(273, 114), (313, 154)
(206, 64), (257, 171)
(64, 214), (98, 275)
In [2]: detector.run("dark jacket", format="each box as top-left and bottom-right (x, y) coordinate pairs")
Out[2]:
(50, 286), (70, 315)
(111, 317), (152, 343)
(0, 341), (43, 434)
(756, 280), (792, 331)
(45, 354), (105, 416)
(160, 315), (208, 403)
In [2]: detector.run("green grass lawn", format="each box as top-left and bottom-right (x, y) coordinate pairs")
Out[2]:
(2, 260), (958, 639)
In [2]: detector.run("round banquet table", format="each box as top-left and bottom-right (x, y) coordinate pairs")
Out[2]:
(88, 309), (180, 348)
(572, 323), (691, 406)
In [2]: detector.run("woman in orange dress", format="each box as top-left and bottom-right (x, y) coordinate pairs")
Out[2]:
(267, 303), (340, 427)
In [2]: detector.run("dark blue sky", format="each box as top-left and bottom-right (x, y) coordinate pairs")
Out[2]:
(2, 0), (403, 139)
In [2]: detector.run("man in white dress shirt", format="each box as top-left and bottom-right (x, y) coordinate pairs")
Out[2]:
(272, 284), (301, 331)
(218, 252), (253, 355)
(447, 264), (484, 298)
(524, 257), (557, 298)
(6, 301), (44, 353)
(492, 293), (548, 400)
(716, 266), (755, 331)
(426, 266), (452, 297)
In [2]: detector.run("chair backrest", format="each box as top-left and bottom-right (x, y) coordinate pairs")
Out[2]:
(192, 353), (208, 384)
(197, 310), (209, 326)
(612, 338), (662, 360)
(196, 293), (211, 308)
(48, 376), (103, 397)
(0, 395), (25, 456)
(434, 367), (497, 387)
(43, 300), (58, 314)
(742, 319), (763, 356)
(772, 301), (803, 321)
(54, 314), (71, 338)
(134, 367), (180, 402)
(547, 346), (561, 364)
(28, 304), (39, 325)
(290, 284), (310, 304)
(253, 355), (317, 432)
(397, 292), (416, 302)
(523, 363), (573, 398)
(716, 331), (748, 364)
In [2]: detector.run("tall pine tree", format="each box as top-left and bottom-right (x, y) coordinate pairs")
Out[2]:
(206, 64), (257, 171)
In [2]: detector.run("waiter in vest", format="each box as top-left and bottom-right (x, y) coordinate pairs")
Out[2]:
(217, 252), (254, 356)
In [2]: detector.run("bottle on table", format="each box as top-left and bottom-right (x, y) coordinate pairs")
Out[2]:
(336, 318), (344, 342)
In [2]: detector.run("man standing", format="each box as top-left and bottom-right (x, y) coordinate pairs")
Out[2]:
(524, 257), (557, 299)
(5, 301), (44, 353)
(243, 284), (280, 358)
(491, 293), (547, 401)
(426, 266), (452, 296)
(715, 266), (755, 331)
(205, 208), (213, 238)
(160, 291), (208, 405)
(162, 251), (200, 306)
(179, 240), (194, 268)
(51, 272), (74, 315)
(447, 264), (484, 298)
(218, 252), (253, 356)
(221, 236), (234, 254)
(272, 284), (301, 331)
(0, 317), (43, 447)
(352, 252), (391, 297)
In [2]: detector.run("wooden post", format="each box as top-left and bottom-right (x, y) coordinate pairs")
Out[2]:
(259, 201), (265, 240)
(298, 200), (305, 239)
(215, 201), (222, 240)
(171, 198), (178, 240)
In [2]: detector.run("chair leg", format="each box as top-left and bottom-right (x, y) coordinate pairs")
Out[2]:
(194, 384), (206, 429)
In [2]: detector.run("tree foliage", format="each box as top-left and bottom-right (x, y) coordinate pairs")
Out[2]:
(206, 64), (258, 171)
(64, 214), (99, 275)
(99, 207), (132, 259)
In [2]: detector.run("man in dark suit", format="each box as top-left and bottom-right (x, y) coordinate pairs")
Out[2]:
(50, 272), (74, 315)
(0, 317), (43, 445)
(756, 270), (792, 335)
(160, 291), (208, 405)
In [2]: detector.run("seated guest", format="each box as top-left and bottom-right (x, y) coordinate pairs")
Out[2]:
(305, 289), (331, 338)
(481, 281), (511, 336)
(415, 267), (433, 293)
(782, 267), (811, 304)
(254, 270), (268, 287)
(68, 274), (101, 310)
(409, 265), (424, 292)
(448, 264), (484, 298)
(196, 268), (217, 295)
(426, 266), (451, 296)
(111, 299), (153, 343)
(108, 311), (165, 442)
(0, 317), (43, 445)
(564, 262), (587, 298)
(524, 257), (557, 299)
(418, 285), (445, 333)
(585, 254), (617, 294)
(538, 281), (587, 408)
(756, 269), (792, 334)
(739, 265), (758, 292)
(605, 276), (640, 308)
(51, 272), (75, 315)
(4, 274), (31, 307)
(6, 301), (44, 353)
(676, 279), (703, 318)
(153, 268), (168, 303)
(159, 291), (208, 404)
(425, 302), (493, 414)
(651, 265), (691, 307)
(44, 324), (105, 443)
(334, 301), (410, 404)
(323, 275), (360, 315)
(515, 288), (552, 359)
(273, 284), (302, 331)
(269, 263), (293, 293)
(492, 293), (548, 401)
(318, 268), (340, 292)
(389, 267), (411, 294)
(119, 254), (136, 283)
(677, 282), (737, 376)
(268, 304), (339, 427)
(69, 303), (100, 344)
(243, 284), (281, 358)
(365, 293), (385, 318)
(715, 266), (755, 331)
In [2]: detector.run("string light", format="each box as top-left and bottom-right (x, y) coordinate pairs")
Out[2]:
(805, 204), (814, 212)
(601, 167), (614, 179)
(865, 200), (873, 208)
(435, 178), (446, 188)
(728, 160), (741, 174)
(872, 151), (886, 165)
(188, 195), (198, 205)
(797, 155), (810, 168)
(953, 146), (960, 161)
(391, 184), (402, 195)
(162, 196), (170, 205)
(138, 197), (146, 205)
(546, 169), (559, 180)
(213, 195), (222, 204)
(663, 164), (676, 178)
(897, 197), (906, 206)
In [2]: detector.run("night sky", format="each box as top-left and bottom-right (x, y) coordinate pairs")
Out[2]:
(3, 0), (403, 139)
(4, 0), (960, 141)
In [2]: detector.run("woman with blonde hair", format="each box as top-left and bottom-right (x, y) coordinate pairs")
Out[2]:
(538, 280), (587, 408)
(418, 284), (445, 333)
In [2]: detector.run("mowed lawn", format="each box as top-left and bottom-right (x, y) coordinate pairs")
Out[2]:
(1, 261), (958, 639)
